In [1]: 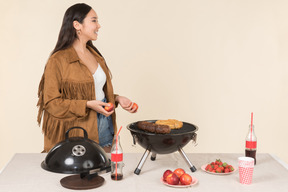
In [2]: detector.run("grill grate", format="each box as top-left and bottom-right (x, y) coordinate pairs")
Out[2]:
(128, 120), (198, 135)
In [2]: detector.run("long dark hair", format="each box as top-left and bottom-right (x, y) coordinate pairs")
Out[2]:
(51, 4), (109, 75)
(52, 3), (90, 54)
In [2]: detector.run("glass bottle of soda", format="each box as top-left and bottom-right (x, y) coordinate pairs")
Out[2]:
(111, 135), (124, 180)
(245, 124), (257, 164)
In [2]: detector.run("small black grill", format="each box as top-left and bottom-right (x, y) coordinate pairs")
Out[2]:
(127, 120), (198, 175)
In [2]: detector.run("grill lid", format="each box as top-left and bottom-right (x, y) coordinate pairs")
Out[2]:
(41, 127), (111, 174)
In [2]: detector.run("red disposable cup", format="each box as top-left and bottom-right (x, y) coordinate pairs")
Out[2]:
(238, 157), (254, 185)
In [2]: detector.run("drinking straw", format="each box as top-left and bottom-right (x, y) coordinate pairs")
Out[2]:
(117, 126), (123, 137)
(250, 112), (253, 141)
(115, 126), (123, 180)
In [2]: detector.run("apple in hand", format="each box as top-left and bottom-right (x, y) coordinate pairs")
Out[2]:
(173, 168), (185, 178)
(163, 170), (173, 181)
(166, 173), (180, 185)
(132, 103), (138, 111)
(104, 102), (114, 112)
(180, 173), (192, 185)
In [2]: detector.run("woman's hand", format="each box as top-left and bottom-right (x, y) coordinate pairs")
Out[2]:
(116, 96), (137, 113)
(86, 100), (114, 117)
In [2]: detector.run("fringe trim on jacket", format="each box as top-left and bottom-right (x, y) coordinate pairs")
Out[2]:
(37, 77), (94, 142)
(37, 75), (44, 126)
(60, 80), (94, 100)
(42, 114), (76, 142)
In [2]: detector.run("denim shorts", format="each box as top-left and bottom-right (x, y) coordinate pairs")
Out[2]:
(97, 98), (114, 147)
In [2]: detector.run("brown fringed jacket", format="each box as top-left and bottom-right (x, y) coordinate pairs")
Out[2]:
(37, 46), (117, 152)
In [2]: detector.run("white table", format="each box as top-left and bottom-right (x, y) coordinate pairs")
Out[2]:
(0, 153), (288, 192)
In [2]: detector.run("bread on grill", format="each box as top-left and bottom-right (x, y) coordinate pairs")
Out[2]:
(155, 119), (183, 129)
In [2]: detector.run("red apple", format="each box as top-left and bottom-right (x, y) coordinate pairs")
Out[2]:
(180, 173), (192, 185)
(104, 102), (114, 112)
(163, 169), (173, 181)
(132, 103), (138, 111)
(173, 168), (185, 178)
(166, 173), (180, 185)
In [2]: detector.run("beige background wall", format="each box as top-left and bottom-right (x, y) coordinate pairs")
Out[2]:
(1, 0), (288, 170)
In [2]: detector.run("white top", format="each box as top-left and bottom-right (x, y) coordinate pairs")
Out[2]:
(93, 64), (106, 101)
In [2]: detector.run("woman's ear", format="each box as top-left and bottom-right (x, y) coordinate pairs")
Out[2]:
(73, 20), (81, 30)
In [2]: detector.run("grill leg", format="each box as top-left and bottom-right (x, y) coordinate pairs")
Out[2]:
(151, 152), (157, 161)
(134, 148), (151, 175)
(178, 147), (197, 172)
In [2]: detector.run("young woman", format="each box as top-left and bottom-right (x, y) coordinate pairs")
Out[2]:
(37, 3), (137, 153)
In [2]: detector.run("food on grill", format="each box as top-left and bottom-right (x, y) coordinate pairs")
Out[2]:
(155, 119), (183, 129)
(137, 121), (171, 134)
(155, 125), (171, 134)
